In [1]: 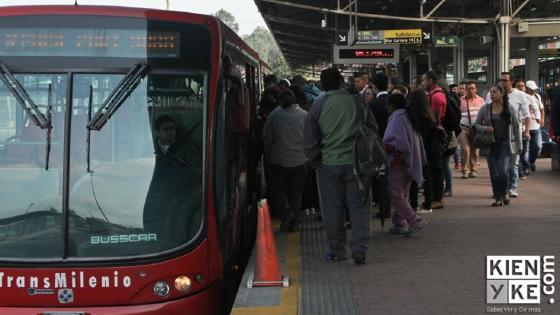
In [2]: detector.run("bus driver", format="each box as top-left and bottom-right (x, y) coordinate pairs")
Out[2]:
(154, 114), (194, 167)
(143, 114), (202, 241)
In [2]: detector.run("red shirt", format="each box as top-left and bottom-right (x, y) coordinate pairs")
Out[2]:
(428, 86), (447, 122)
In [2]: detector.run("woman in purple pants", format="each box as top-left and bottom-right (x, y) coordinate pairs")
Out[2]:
(384, 91), (429, 235)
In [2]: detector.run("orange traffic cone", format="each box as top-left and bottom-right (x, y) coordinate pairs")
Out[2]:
(247, 199), (289, 288)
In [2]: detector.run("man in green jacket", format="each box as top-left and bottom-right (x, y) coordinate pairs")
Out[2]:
(303, 67), (371, 265)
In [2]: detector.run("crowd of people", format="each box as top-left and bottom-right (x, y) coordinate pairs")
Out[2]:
(256, 64), (557, 265)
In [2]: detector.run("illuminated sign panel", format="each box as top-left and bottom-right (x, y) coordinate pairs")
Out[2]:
(339, 48), (395, 59)
(434, 35), (459, 47)
(0, 28), (180, 58)
(333, 44), (399, 64)
(384, 29), (422, 44)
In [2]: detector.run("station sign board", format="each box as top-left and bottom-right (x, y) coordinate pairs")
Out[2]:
(434, 35), (459, 47)
(539, 48), (560, 58)
(355, 29), (423, 45)
(333, 44), (400, 64)
(356, 30), (384, 44)
(384, 29), (422, 44)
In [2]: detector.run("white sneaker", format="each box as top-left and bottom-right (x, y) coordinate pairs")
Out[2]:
(416, 208), (433, 214)
(509, 189), (519, 198)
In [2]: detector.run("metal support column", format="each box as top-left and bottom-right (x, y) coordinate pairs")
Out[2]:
(409, 54), (417, 82)
(498, 0), (512, 74)
(456, 36), (465, 82)
(526, 37), (539, 82)
(453, 43), (458, 83)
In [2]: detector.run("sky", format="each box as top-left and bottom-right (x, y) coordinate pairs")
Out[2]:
(0, 0), (268, 35)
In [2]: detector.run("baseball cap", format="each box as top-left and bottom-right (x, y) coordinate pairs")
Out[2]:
(526, 80), (538, 91)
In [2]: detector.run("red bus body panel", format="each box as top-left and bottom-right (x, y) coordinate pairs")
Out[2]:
(0, 241), (212, 306)
(0, 5), (246, 313)
(0, 279), (224, 315)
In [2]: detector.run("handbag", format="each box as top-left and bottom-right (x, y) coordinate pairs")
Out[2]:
(466, 98), (476, 143)
(472, 104), (495, 149)
(443, 130), (457, 156)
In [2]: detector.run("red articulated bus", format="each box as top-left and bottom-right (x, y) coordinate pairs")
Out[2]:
(0, 5), (267, 314)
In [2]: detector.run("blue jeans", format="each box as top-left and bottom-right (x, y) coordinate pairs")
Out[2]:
(528, 129), (543, 166)
(508, 153), (520, 191)
(454, 144), (461, 164)
(488, 140), (512, 202)
(442, 154), (452, 192)
(317, 164), (371, 258)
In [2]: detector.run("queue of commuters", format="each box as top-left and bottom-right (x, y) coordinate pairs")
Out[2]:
(257, 65), (551, 266)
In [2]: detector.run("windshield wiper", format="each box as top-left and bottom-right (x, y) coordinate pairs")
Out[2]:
(0, 61), (49, 129)
(87, 85), (93, 173)
(45, 84), (53, 170)
(87, 62), (149, 131)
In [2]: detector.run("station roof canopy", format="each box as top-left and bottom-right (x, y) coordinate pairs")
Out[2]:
(254, 0), (560, 69)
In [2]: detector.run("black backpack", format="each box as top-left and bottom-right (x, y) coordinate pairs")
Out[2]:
(352, 96), (386, 191)
(431, 90), (461, 134)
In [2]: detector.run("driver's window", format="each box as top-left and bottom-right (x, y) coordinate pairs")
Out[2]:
(65, 73), (205, 257)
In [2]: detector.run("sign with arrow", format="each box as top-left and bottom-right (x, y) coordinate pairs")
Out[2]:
(336, 31), (348, 45)
(422, 30), (432, 45)
(384, 29), (421, 44)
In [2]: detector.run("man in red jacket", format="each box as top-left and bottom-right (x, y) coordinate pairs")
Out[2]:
(421, 71), (446, 210)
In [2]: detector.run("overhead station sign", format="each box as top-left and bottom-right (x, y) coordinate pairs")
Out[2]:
(356, 29), (422, 45)
(434, 35), (459, 47)
(356, 30), (384, 44)
(539, 48), (560, 58)
(333, 44), (399, 64)
(384, 29), (422, 44)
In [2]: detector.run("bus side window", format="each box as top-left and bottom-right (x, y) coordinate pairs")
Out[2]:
(224, 58), (250, 135)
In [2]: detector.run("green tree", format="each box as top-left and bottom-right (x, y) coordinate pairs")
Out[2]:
(214, 9), (239, 33)
(243, 26), (291, 79)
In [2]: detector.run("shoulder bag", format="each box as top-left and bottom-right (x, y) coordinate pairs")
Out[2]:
(466, 98), (477, 144)
(472, 104), (495, 149)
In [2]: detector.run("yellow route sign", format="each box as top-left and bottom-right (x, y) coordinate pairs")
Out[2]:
(384, 29), (422, 44)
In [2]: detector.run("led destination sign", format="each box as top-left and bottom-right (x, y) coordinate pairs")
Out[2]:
(339, 48), (395, 59)
(0, 28), (180, 58)
(333, 44), (399, 64)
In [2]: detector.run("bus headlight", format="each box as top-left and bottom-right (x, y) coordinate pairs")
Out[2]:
(174, 276), (192, 292)
(153, 281), (170, 297)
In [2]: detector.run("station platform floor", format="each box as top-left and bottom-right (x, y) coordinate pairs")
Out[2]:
(232, 158), (560, 315)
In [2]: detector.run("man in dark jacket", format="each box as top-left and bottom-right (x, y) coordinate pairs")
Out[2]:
(370, 72), (390, 138)
(369, 72), (391, 222)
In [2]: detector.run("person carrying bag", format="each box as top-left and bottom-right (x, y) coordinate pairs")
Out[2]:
(473, 84), (521, 207)
(472, 102), (495, 149)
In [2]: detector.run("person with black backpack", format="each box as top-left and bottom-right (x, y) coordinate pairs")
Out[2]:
(303, 67), (372, 265)
(421, 71), (448, 209)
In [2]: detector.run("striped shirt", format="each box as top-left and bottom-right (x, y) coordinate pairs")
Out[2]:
(460, 95), (485, 127)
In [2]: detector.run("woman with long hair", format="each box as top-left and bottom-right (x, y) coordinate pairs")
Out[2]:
(474, 84), (521, 206)
(384, 92), (428, 235)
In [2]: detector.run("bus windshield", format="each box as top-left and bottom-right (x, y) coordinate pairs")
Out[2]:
(0, 72), (205, 259)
